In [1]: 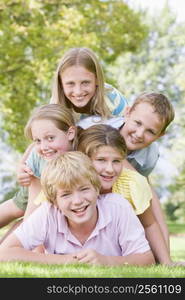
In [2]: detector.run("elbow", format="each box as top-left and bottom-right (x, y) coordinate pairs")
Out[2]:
(143, 250), (156, 266)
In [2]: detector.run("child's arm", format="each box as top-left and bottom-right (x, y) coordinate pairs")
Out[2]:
(73, 248), (155, 266)
(147, 179), (170, 251)
(24, 177), (41, 219)
(17, 144), (35, 187)
(0, 233), (77, 265)
(122, 159), (170, 251)
(138, 205), (171, 264)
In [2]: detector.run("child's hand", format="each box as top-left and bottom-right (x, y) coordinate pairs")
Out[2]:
(73, 249), (109, 266)
(17, 163), (34, 186)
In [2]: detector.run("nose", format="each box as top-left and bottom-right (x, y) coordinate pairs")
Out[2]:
(136, 126), (145, 139)
(40, 140), (49, 151)
(104, 162), (114, 173)
(72, 191), (83, 205)
(73, 84), (82, 95)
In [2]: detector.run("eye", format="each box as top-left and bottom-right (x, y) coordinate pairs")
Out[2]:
(96, 158), (105, 162)
(80, 186), (90, 191)
(147, 129), (156, 135)
(47, 136), (55, 142)
(113, 159), (122, 163)
(135, 120), (141, 126)
(60, 192), (71, 198)
(34, 138), (41, 144)
(66, 82), (74, 86)
(82, 81), (90, 85)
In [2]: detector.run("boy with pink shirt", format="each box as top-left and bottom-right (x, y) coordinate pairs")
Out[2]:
(0, 151), (154, 266)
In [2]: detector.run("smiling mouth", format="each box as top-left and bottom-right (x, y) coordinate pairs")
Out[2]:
(129, 135), (142, 144)
(72, 205), (88, 215)
(42, 150), (57, 158)
(100, 175), (114, 182)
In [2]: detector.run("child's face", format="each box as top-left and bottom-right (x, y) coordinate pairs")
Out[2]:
(56, 180), (98, 228)
(120, 102), (164, 151)
(61, 66), (97, 109)
(31, 119), (75, 160)
(91, 146), (123, 193)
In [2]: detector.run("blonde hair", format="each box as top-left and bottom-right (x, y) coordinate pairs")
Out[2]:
(131, 92), (175, 134)
(24, 104), (77, 147)
(41, 151), (101, 204)
(76, 124), (127, 159)
(51, 47), (110, 118)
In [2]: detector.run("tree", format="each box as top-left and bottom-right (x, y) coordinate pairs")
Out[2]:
(0, 0), (148, 152)
(108, 4), (185, 219)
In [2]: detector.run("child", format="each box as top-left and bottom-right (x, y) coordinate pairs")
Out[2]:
(76, 124), (172, 265)
(13, 92), (174, 249)
(51, 47), (128, 121)
(7, 46), (128, 217)
(0, 104), (76, 232)
(0, 151), (155, 266)
(77, 92), (175, 250)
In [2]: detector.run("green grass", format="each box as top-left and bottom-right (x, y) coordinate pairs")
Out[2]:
(0, 222), (184, 278)
(0, 261), (185, 278)
(168, 222), (185, 235)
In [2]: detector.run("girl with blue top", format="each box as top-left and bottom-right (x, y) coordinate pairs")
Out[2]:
(50, 47), (128, 121)
(17, 47), (128, 187)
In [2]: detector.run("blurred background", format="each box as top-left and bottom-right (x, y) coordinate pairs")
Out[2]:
(0, 0), (185, 225)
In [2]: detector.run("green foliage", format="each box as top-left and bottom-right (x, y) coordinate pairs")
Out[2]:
(108, 4), (185, 104)
(164, 201), (181, 222)
(0, 0), (148, 152)
(108, 4), (185, 220)
(164, 178), (185, 223)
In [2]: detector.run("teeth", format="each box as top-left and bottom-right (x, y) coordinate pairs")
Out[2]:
(102, 175), (113, 179)
(43, 150), (54, 153)
(74, 207), (86, 212)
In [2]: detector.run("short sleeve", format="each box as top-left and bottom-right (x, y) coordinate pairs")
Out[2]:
(112, 169), (152, 215)
(14, 202), (49, 250)
(26, 149), (46, 178)
(105, 83), (129, 116)
(127, 142), (160, 176)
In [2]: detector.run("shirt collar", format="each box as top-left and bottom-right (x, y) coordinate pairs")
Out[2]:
(127, 148), (149, 167)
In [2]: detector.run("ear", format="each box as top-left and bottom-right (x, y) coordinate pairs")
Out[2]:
(124, 106), (131, 118)
(67, 126), (76, 141)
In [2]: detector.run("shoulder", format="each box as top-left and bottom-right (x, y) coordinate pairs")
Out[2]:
(77, 115), (102, 129)
(136, 143), (159, 168)
(99, 193), (133, 211)
(104, 83), (129, 116)
(127, 142), (159, 176)
(26, 149), (46, 178)
(113, 169), (152, 214)
(77, 115), (124, 130)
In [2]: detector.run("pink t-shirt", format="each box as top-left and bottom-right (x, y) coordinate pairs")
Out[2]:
(15, 193), (150, 256)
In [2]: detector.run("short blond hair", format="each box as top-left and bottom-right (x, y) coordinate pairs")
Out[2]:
(41, 151), (101, 204)
(131, 92), (175, 134)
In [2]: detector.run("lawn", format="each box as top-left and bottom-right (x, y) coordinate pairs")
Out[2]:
(0, 222), (184, 278)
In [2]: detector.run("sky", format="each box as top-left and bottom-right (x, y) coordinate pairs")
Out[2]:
(128, 0), (185, 22)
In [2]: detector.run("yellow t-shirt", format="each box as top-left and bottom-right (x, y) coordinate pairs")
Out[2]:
(34, 190), (46, 205)
(112, 168), (152, 215)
